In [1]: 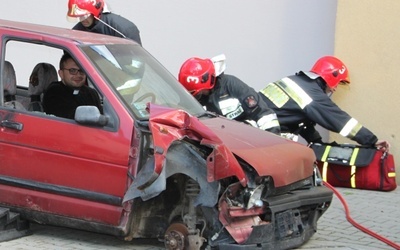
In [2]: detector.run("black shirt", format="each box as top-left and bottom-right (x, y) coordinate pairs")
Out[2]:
(43, 81), (103, 119)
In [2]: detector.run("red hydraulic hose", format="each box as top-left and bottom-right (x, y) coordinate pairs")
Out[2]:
(323, 181), (400, 249)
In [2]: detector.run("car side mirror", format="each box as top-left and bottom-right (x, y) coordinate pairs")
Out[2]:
(75, 106), (108, 126)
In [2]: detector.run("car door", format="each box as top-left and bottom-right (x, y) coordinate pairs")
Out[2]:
(0, 39), (133, 226)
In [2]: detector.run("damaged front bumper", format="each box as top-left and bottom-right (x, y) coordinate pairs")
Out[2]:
(213, 181), (333, 250)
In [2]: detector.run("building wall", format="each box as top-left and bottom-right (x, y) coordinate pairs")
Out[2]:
(1, 1), (337, 91)
(333, 0), (400, 181)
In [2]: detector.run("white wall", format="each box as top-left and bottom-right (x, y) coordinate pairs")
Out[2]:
(0, 0), (337, 91)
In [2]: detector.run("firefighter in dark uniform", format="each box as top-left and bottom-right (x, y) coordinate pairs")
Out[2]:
(259, 56), (389, 150)
(178, 55), (281, 135)
(67, 0), (142, 45)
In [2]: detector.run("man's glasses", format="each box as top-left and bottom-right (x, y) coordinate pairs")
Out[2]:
(62, 68), (85, 75)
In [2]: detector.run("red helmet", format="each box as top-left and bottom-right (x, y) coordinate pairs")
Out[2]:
(67, 0), (104, 21)
(178, 57), (216, 96)
(310, 56), (350, 88)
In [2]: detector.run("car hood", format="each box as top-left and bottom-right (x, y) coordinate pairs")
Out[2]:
(201, 117), (316, 187)
(148, 104), (315, 187)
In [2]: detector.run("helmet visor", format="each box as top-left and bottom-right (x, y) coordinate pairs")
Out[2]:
(339, 75), (350, 85)
(67, 4), (91, 23)
(339, 80), (349, 85)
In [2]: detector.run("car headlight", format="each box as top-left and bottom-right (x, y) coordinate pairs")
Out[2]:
(244, 185), (264, 209)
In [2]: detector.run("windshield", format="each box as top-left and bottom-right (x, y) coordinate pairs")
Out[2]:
(81, 44), (205, 119)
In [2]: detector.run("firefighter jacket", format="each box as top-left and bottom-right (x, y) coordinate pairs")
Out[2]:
(73, 13), (142, 45)
(259, 71), (378, 146)
(198, 73), (280, 134)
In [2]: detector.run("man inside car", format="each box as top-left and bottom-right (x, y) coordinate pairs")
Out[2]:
(43, 52), (103, 119)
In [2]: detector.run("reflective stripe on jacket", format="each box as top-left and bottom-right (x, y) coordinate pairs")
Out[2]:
(259, 72), (377, 145)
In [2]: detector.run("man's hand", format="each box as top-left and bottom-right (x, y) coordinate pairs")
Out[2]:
(375, 140), (390, 152)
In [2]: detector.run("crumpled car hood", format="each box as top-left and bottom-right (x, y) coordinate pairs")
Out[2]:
(201, 117), (316, 187)
(148, 104), (315, 187)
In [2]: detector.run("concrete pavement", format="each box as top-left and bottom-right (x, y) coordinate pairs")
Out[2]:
(0, 186), (399, 250)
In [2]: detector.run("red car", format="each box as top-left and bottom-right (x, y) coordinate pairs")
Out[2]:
(0, 19), (333, 249)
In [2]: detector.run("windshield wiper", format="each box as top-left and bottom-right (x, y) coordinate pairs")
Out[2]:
(197, 111), (217, 119)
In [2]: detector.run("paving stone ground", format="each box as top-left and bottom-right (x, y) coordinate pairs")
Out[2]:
(298, 186), (400, 250)
(0, 186), (399, 250)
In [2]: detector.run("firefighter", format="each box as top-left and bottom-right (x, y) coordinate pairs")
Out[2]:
(66, 0), (142, 45)
(178, 54), (281, 135)
(259, 55), (390, 151)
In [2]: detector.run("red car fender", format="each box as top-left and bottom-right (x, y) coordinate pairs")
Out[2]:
(148, 103), (248, 186)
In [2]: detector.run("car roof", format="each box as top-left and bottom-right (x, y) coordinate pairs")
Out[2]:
(0, 19), (135, 45)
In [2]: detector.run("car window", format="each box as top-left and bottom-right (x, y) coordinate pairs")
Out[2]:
(1, 41), (60, 110)
(4, 41), (62, 89)
(1, 40), (111, 126)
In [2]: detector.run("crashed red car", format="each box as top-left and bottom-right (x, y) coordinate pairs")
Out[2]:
(0, 19), (333, 249)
